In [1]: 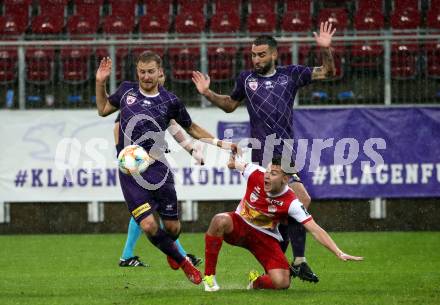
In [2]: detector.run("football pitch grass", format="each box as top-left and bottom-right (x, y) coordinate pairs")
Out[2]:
(1, 232), (439, 305)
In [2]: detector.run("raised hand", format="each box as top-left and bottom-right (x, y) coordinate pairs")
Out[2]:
(192, 71), (211, 96)
(313, 21), (336, 48)
(96, 57), (112, 84)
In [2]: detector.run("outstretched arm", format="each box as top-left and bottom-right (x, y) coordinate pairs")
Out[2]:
(312, 21), (337, 80)
(192, 71), (240, 113)
(168, 120), (204, 165)
(96, 57), (118, 117)
(303, 219), (363, 261)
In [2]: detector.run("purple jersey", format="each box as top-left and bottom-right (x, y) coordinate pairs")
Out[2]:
(109, 81), (192, 184)
(230, 65), (312, 165)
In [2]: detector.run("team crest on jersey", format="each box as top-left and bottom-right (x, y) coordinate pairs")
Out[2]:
(126, 94), (136, 105)
(248, 81), (258, 91)
(278, 75), (288, 85)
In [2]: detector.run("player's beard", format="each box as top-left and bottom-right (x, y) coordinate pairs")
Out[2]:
(254, 61), (274, 75)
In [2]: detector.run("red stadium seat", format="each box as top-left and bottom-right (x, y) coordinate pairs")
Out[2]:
(175, 12), (205, 35)
(31, 15), (64, 35)
(248, 0), (277, 13)
(391, 43), (419, 79)
(358, 0), (383, 12)
(4, 0), (32, 33)
(210, 12), (240, 35)
(74, 0), (103, 20)
(168, 47), (200, 81)
(66, 14), (99, 37)
(285, 0), (312, 13)
(391, 8), (420, 30)
(278, 45), (311, 66)
(246, 11), (277, 34)
(318, 8), (349, 31)
(145, 0), (172, 16)
(60, 47), (93, 83)
(25, 48), (56, 83)
(131, 47), (166, 60)
(351, 43), (384, 69)
(207, 46), (237, 80)
(0, 49), (18, 83)
(281, 10), (312, 33)
(108, 0), (138, 17)
(138, 15), (170, 36)
(213, 0), (241, 14)
(427, 9), (440, 30)
(39, 0), (68, 16)
(354, 9), (384, 31)
(426, 42), (440, 78)
(102, 15), (135, 36)
(177, 0), (207, 14)
(0, 15), (27, 37)
(393, 0), (419, 11)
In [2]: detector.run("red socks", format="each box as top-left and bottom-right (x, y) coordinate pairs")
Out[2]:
(204, 234), (223, 275)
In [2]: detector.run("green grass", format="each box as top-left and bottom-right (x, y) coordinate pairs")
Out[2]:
(0, 232), (439, 305)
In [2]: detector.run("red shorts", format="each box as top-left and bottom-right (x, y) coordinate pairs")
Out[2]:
(223, 212), (290, 273)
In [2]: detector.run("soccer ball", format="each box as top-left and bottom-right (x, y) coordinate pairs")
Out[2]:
(117, 145), (151, 175)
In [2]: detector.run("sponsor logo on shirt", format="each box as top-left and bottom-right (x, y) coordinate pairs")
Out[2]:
(264, 81), (274, 89)
(126, 94), (137, 105)
(267, 198), (284, 206)
(278, 75), (288, 85)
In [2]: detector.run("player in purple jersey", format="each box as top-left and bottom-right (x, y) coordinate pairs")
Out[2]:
(192, 22), (337, 283)
(95, 51), (235, 285)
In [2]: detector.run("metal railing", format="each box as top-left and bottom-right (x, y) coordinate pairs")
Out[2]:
(1, 34), (440, 109)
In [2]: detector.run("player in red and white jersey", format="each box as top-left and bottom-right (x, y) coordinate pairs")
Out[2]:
(202, 155), (363, 292)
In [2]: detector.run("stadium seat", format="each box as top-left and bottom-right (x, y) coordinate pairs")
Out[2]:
(74, 0), (103, 20)
(354, 9), (384, 31)
(391, 43), (419, 79)
(31, 15), (64, 35)
(138, 15), (170, 36)
(391, 8), (420, 30)
(207, 46), (237, 80)
(351, 43), (384, 70)
(427, 9), (440, 30)
(210, 12), (240, 35)
(174, 12), (205, 35)
(425, 42), (440, 78)
(393, 0), (419, 11)
(3, 0), (32, 33)
(39, 0), (68, 16)
(0, 49), (18, 83)
(177, 0), (207, 14)
(168, 47), (200, 81)
(248, 0), (277, 13)
(278, 45), (311, 65)
(25, 48), (56, 83)
(0, 15), (27, 37)
(108, 0), (138, 17)
(60, 47), (93, 83)
(246, 11), (277, 35)
(285, 0), (312, 13)
(318, 8), (349, 31)
(281, 10), (312, 33)
(357, 0), (383, 12)
(102, 15), (135, 36)
(213, 0), (241, 14)
(145, 0), (172, 17)
(66, 14), (99, 37)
